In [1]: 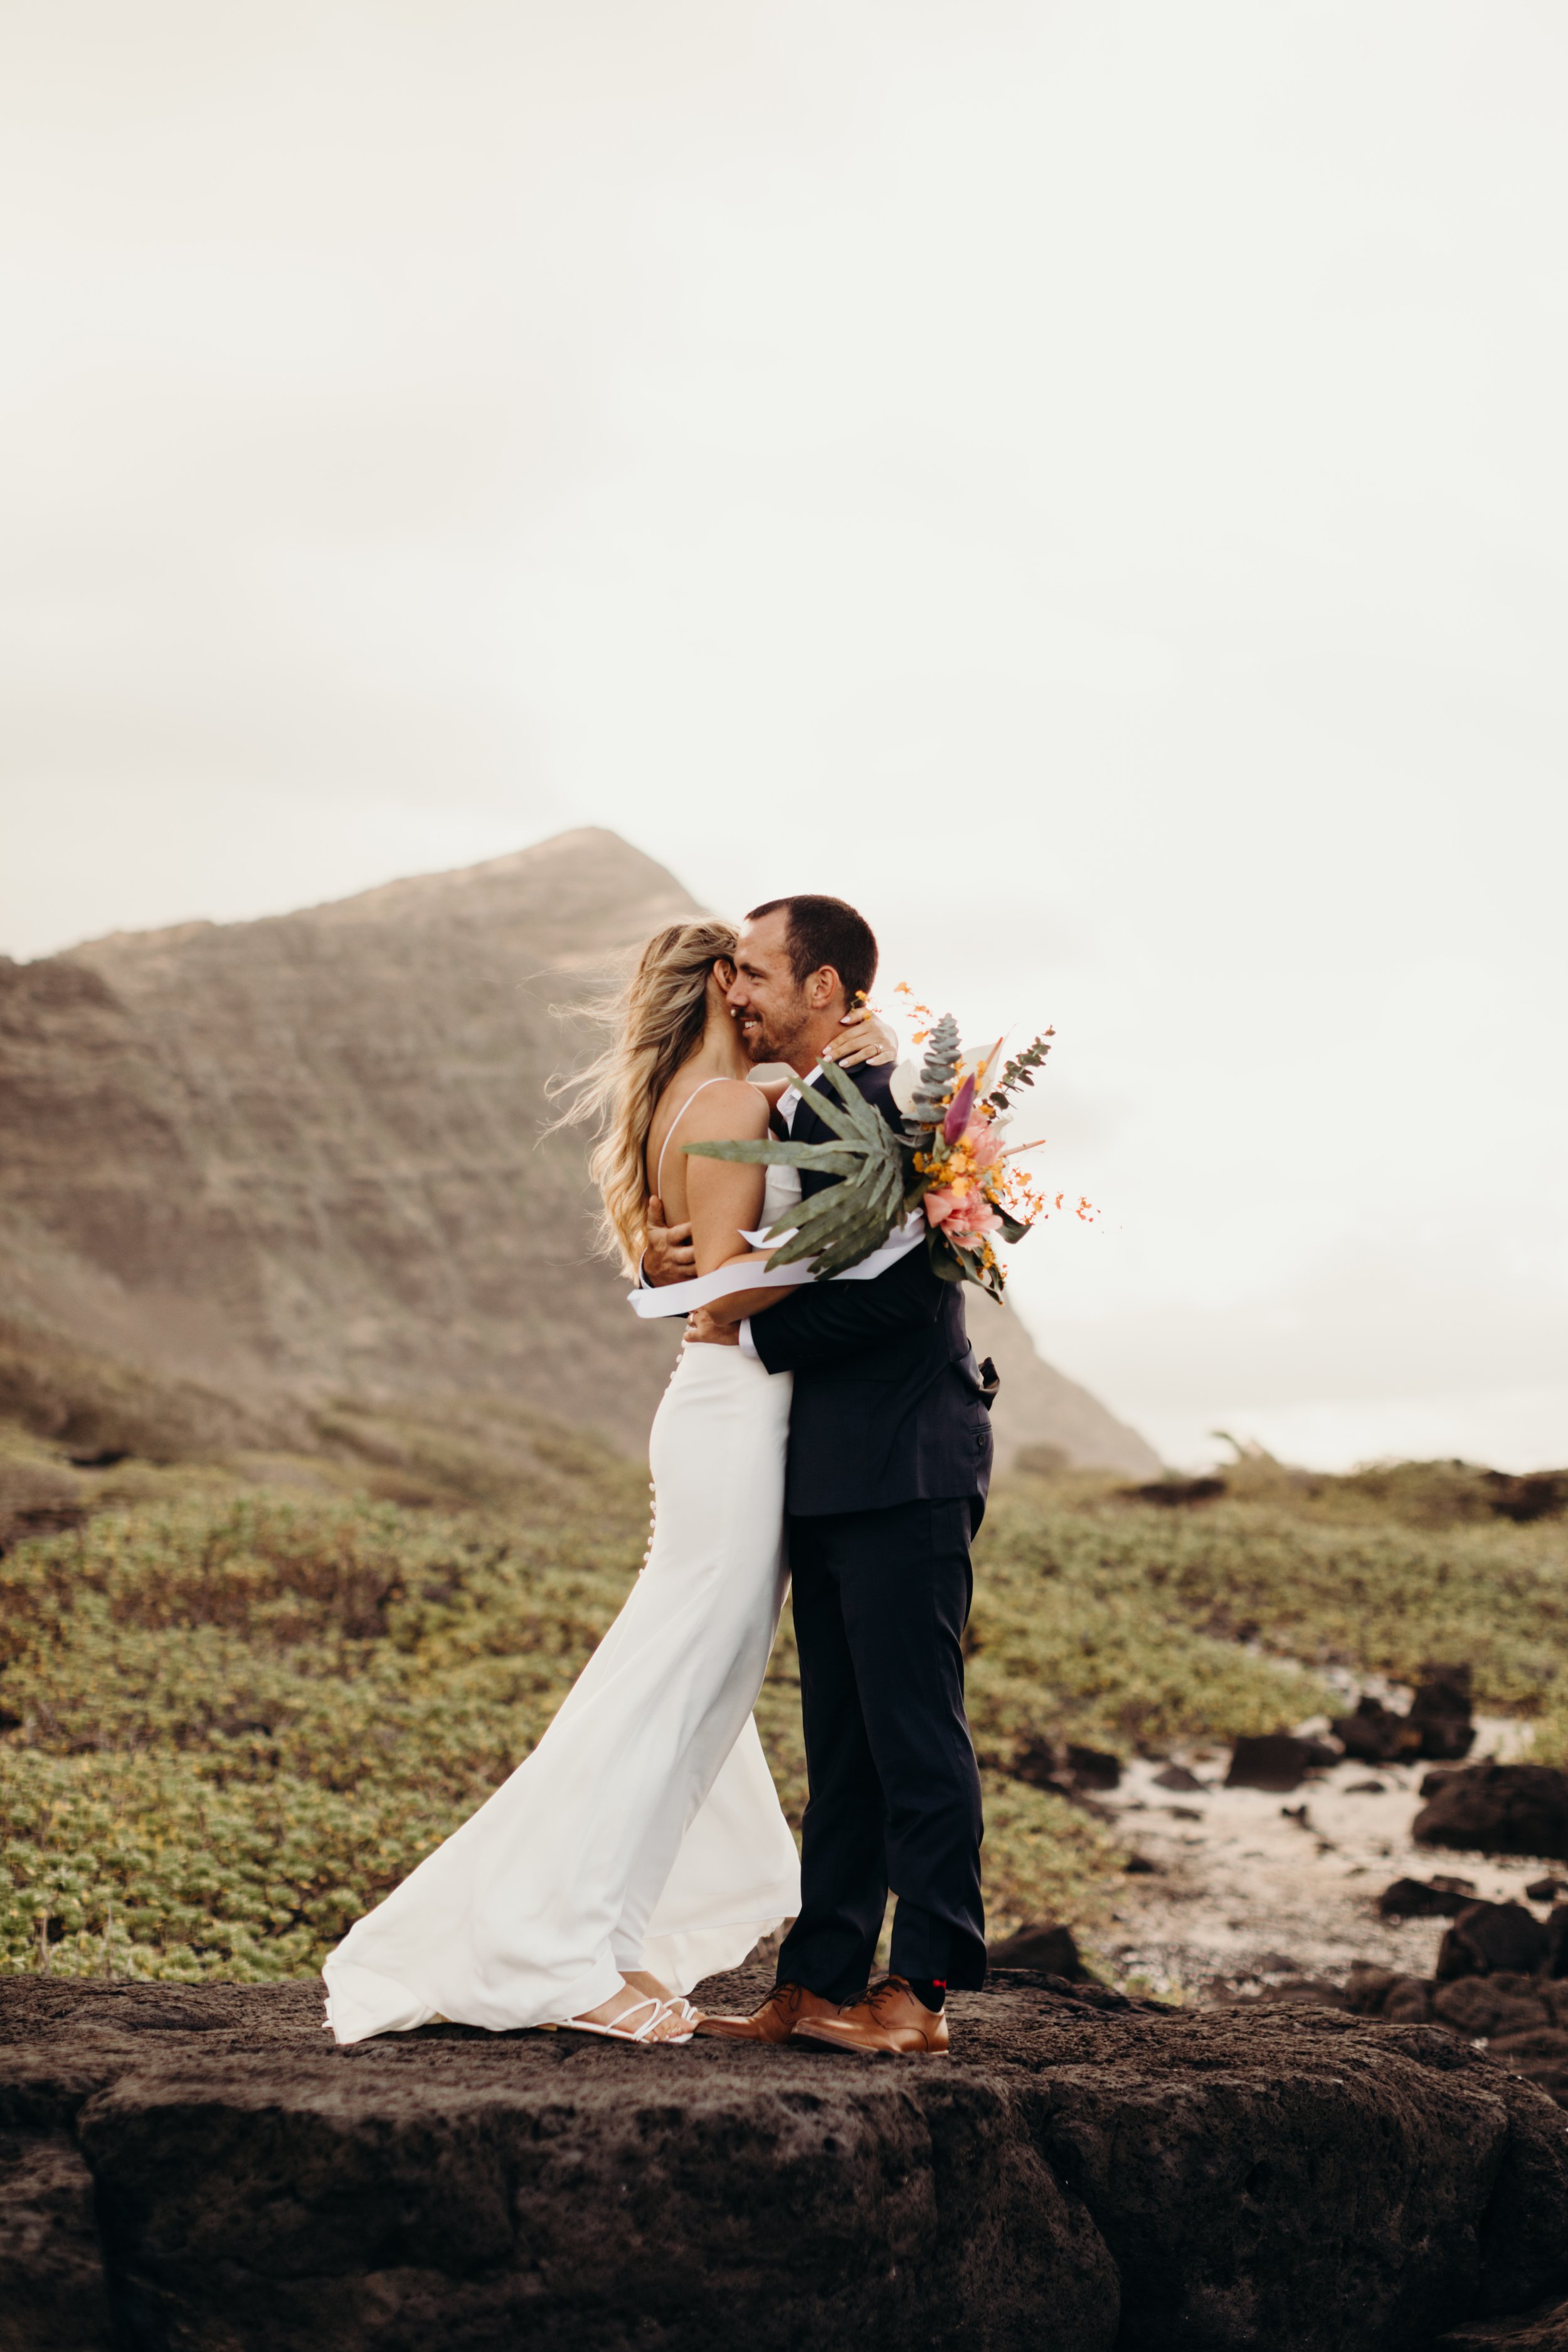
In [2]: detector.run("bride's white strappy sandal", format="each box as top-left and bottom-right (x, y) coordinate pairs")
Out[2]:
(551, 1993), (695, 2045)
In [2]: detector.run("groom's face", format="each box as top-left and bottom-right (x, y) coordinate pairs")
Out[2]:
(728, 910), (829, 1069)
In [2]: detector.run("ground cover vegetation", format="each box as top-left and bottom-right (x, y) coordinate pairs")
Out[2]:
(1, 1409), (1564, 1983)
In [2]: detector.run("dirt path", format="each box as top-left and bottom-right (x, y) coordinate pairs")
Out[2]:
(1092, 1716), (1554, 1999)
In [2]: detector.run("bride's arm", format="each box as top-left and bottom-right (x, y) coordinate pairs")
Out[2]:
(695, 1276), (795, 1325)
(825, 1003), (899, 1068)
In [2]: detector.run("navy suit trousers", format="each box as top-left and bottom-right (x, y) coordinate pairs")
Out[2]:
(775, 1495), (987, 2001)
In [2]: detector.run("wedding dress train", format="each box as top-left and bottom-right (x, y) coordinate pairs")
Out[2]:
(322, 1190), (802, 2043)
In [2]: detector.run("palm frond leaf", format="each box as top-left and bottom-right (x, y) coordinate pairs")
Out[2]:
(682, 1138), (863, 1174)
(684, 1060), (907, 1275)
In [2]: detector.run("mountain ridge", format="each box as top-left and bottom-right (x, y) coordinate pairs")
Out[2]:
(0, 832), (1157, 1477)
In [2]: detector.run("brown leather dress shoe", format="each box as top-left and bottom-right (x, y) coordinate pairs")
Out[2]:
(793, 1976), (950, 2058)
(693, 1983), (842, 2043)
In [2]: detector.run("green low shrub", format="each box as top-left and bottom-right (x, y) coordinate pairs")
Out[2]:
(4, 1449), (1564, 1981)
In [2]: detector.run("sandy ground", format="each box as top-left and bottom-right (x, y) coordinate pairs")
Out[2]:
(1092, 1715), (1561, 2000)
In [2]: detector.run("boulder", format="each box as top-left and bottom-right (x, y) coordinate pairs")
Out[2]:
(1547, 1909), (1568, 1981)
(1334, 1695), (1423, 1766)
(1410, 1666), (1477, 1764)
(1489, 2032), (1568, 2107)
(1005, 1739), (1117, 1815)
(988, 1921), (1086, 1977)
(1153, 1765), (1207, 1793)
(1380, 1876), (1480, 1920)
(1415, 1765), (1568, 1862)
(1126, 1476), (1227, 1507)
(1384, 1979), (1438, 2026)
(1334, 1673), (1473, 1767)
(1438, 1905), (1550, 1982)
(1347, 1970), (1568, 2121)
(1226, 1733), (1336, 1793)
(1431, 1977), (1555, 2043)
(6, 1973), (1568, 2352)
(1343, 1964), (1398, 2013)
(1064, 1745), (1121, 1792)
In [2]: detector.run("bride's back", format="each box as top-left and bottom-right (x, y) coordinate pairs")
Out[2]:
(645, 1072), (769, 1239)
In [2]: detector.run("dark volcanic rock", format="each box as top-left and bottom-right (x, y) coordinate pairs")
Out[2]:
(0, 2123), (114, 2351)
(1416, 1764), (1568, 1862)
(1347, 1969), (1568, 2124)
(1432, 1976), (1556, 2043)
(1226, 1732), (1335, 1792)
(1336, 1693), (1425, 1764)
(1335, 1671), (1473, 1768)
(1547, 1908), (1568, 1981)
(5, 1974), (1568, 2352)
(1438, 1905), (1551, 1983)
(1126, 1475), (1228, 1506)
(987, 1921), (1086, 1976)
(1382, 1875), (1480, 1920)
(1411, 1665), (1478, 1762)
(1004, 1739), (1118, 1816)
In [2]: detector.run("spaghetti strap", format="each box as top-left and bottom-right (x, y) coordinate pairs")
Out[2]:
(654, 1076), (765, 1198)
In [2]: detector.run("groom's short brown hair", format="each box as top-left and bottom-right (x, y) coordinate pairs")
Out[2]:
(746, 895), (878, 1002)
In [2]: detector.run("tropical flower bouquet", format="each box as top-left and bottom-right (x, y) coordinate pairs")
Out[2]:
(689, 996), (1059, 1300)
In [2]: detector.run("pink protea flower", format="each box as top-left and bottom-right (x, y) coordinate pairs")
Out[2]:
(924, 1183), (1002, 1251)
(960, 1116), (1004, 1172)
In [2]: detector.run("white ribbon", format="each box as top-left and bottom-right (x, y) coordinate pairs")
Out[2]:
(628, 1213), (925, 1320)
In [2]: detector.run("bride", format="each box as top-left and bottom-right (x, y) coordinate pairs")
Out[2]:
(321, 918), (895, 2047)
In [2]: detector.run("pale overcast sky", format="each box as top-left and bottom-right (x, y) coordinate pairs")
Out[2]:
(3, 1), (1564, 1468)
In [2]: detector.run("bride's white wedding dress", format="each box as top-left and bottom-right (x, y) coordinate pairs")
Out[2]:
(320, 1164), (805, 2045)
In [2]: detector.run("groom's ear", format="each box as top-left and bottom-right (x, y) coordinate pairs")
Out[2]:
(804, 965), (842, 1010)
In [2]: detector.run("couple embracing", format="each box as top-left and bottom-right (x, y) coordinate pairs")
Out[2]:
(322, 894), (996, 2059)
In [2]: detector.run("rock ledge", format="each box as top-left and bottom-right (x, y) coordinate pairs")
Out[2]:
(4, 1967), (1568, 2352)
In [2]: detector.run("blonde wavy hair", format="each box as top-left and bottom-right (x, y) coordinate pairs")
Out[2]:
(546, 917), (739, 1274)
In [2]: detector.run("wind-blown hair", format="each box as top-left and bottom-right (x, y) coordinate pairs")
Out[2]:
(546, 918), (738, 1274)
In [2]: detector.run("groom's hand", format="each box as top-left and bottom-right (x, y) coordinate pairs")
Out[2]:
(644, 1196), (696, 1286)
(686, 1308), (741, 1347)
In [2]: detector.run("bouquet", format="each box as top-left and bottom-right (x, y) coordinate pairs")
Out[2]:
(687, 998), (1057, 1301)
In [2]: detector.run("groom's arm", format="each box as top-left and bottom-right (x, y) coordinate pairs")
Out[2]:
(745, 1244), (942, 1376)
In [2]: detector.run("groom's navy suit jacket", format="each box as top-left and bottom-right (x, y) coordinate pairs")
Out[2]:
(747, 1062), (997, 1518)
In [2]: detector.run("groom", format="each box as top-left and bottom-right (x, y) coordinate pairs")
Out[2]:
(647, 895), (995, 2057)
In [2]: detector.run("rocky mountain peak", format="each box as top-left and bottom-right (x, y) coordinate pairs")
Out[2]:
(0, 831), (1155, 1474)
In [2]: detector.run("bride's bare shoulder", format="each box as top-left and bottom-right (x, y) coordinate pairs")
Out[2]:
(677, 1078), (770, 1136)
(649, 1077), (769, 1170)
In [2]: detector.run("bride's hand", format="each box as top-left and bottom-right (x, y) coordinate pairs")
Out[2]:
(825, 1000), (898, 1068)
